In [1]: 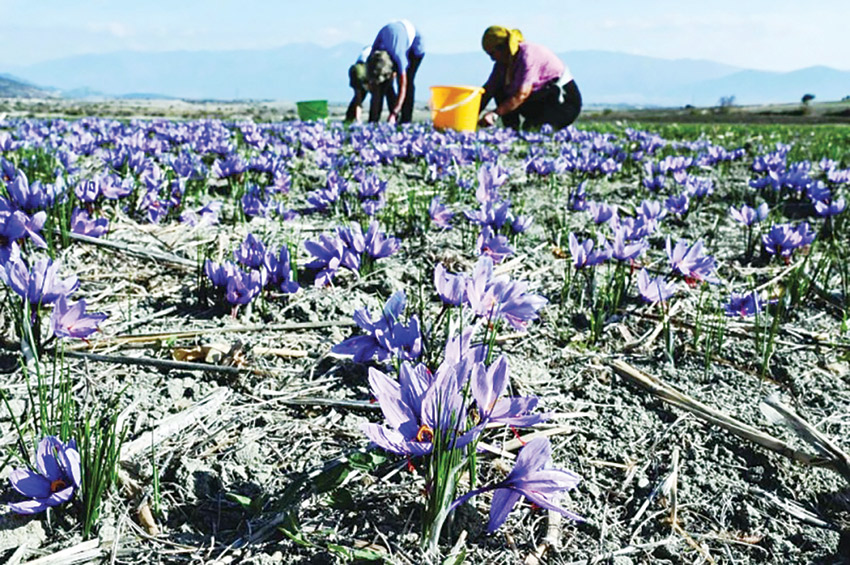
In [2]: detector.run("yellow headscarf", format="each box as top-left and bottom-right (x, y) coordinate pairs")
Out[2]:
(481, 26), (524, 57)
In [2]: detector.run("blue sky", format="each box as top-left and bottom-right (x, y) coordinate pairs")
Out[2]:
(1, 0), (847, 71)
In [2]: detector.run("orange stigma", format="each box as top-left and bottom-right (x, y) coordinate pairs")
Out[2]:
(50, 479), (67, 493)
(415, 424), (434, 443)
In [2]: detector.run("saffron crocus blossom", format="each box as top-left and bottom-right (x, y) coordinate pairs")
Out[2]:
(434, 263), (467, 306)
(568, 233), (611, 269)
(233, 233), (267, 269)
(637, 268), (677, 303)
(225, 268), (265, 306)
(429, 196), (454, 229)
(510, 214), (534, 234)
(587, 201), (616, 224)
(472, 356), (546, 427)
(1, 198), (48, 249)
(5, 257), (79, 306)
(610, 228), (647, 262)
(204, 259), (237, 288)
(450, 437), (582, 532)
(362, 362), (477, 457)
(8, 436), (81, 515)
(762, 223), (813, 258)
(363, 221), (400, 259)
(180, 201), (222, 226)
(664, 193), (689, 217)
(465, 200), (512, 230)
(729, 203), (769, 226)
(70, 208), (109, 238)
(332, 291), (422, 363)
(476, 226), (513, 263)
(815, 197), (846, 217)
(466, 257), (547, 331)
(49, 295), (108, 339)
(304, 233), (347, 287)
(724, 292), (762, 317)
(264, 246), (300, 294)
(666, 238), (720, 284)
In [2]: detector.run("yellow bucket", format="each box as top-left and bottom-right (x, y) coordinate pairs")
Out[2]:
(430, 85), (485, 132)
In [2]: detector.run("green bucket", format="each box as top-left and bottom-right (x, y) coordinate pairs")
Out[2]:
(296, 100), (329, 121)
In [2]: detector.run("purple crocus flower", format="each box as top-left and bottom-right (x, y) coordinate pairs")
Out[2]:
(610, 228), (647, 262)
(49, 295), (108, 339)
(233, 233), (267, 269)
(429, 196), (454, 229)
(472, 356), (546, 427)
(664, 193), (689, 216)
(6, 257), (79, 306)
(637, 268), (677, 303)
(587, 201), (616, 225)
(815, 197), (846, 217)
(568, 233), (611, 269)
(729, 203), (769, 226)
(363, 221), (400, 259)
(450, 437), (582, 532)
(476, 226), (513, 263)
(510, 214), (534, 234)
(7, 436), (81, 515)
(1, 198), (48, 249)
(180, 201), (222, 226)
(225, 267), (264, 306)
(70, 208), (109, 238)
(434, 263), (467, 306)
(264, 245), (300, 294)
(724, 292), (762, 317)
(204, 259), (237, 288)
(332, 291), (422, 363)
(305, 233), (346, 287)
(762, 223), (808, 259)
(360, 362), (482, 457)
(466, 257), (547, 331)
(666, 238), (719, 285)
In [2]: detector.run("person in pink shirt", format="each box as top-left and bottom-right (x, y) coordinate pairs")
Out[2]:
(478, 26), (581, 130)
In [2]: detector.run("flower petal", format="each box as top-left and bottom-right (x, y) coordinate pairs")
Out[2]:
(9, 469), (52, 498)
(487, 488), (522, 532)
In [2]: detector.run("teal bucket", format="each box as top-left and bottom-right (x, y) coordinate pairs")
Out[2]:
(296, 100), (329, 121)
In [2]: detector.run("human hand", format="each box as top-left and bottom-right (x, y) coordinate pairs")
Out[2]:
(387, 111), (398, 125)
(479, 111), (498, 127)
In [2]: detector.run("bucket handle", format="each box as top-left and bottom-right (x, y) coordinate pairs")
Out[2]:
(430, 88), (483, 114)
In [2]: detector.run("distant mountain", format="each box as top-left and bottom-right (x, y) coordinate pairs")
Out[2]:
(0, 74), (56, 98)
(5, 45), (850, 107)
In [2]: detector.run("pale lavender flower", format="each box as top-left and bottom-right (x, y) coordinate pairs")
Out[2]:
(471, 356), (546, 427)
(450, 437), (581, 532)
(49, 295), (108, 339)
(434, 263), (467, 306)
(7, 436), (81, 515)
(637, 268), (677, 303)
(568, 233), (611, 269)
(724, 292), (762, 317)
(666, 238), (719, 284)
(70, 208), (109, 238)
(429, 196), (454, 229)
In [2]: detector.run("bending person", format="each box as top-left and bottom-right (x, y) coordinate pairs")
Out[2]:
(346, 45), (372, 122)
(366, 19), (424, 124)
(478, 26), (581, 130)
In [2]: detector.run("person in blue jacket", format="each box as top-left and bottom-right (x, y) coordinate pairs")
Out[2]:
(366, 20), (424, 124)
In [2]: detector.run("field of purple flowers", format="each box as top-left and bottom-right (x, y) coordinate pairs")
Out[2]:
(1, 114), (849, 564)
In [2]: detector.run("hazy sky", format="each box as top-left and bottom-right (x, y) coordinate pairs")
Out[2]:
(1, 0), (848, 71)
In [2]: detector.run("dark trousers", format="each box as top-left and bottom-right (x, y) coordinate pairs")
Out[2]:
(369, 53), (423, 123)
(497, 79), (582, 130)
